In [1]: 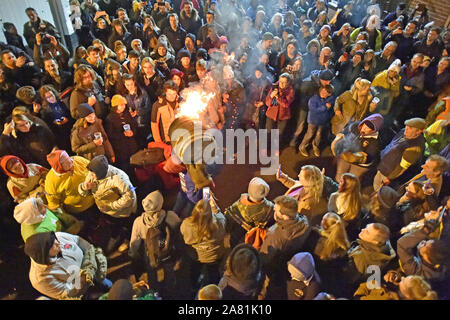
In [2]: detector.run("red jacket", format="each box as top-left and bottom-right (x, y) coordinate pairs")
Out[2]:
(265, 84), (295, 121)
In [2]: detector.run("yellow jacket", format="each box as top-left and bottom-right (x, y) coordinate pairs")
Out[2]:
(45, 156), (95, 214)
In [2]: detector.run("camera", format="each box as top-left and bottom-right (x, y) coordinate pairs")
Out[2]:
(39, 32), (51, 45)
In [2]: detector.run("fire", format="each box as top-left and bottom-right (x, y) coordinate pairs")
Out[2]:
(176, 87), (215, 120)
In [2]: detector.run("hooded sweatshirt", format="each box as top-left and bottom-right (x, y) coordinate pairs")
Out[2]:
(129, 191), (181, 260)
(45, 152), (95, 214)
(14, 198), (62, 242)
(348, 239), (396, 275)
(26, 232), (92, 299)
(286, 252), (321, 300)
(1, 155), (48, 202)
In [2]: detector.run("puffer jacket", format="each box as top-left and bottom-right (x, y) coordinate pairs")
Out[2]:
(0, 156), (48, 203)
(78, 165), (137, 218)
(44, 156), (95, 214)
(69, 83), (106, 120)
(225, 194), (274, 227)
(180, 212), (227, 264)
(348, 239), (396, 276)
(71, 118), (114, 161)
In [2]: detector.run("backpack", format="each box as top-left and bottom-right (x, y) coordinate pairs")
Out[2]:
(145, 213), (174, 269)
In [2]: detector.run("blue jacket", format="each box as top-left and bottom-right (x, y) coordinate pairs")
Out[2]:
(307, 94), (335, 126)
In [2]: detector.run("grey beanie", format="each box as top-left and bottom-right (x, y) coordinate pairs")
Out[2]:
(87, 155), (109, 180)
(248, 177), (270, 201)
(377, 186), (400, 209)
(142, 190), (164, 212)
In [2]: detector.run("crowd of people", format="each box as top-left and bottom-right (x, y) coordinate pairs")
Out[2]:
(0, 0), (449, 300)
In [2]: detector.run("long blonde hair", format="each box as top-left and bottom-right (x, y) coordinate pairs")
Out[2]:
(351, 77), (371, 100)
(315, 212), (350, 260)
(300, 165), (324, 203)
(335, 173), (361, 221)
(190, 199), (218, 242)
(400, 276), (438, 300)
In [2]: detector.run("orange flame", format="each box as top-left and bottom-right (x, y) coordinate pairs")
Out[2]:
(176, 87), (215, 120)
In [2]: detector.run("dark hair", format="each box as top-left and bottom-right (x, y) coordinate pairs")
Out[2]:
(25, 7), (36, 13)
(163, 80), (179, 92)
(122, 73), (135, 82)
(127, 50), (140, 59)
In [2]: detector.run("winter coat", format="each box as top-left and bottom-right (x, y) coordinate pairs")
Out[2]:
(265, 84), (295, 121)
(150, 99), (179, 143)
(136, 70), (166, 104)
(40, 70), (74, 93)
(124, 86), (151, 128)
(397, 229), (447, 282)
(163, 25), (187, 53)
(350, 27), (382, 51)
(260, 216), (311, 275)
(179, 9), (202, 35)
(28, 232), (94, 299)
(79, 165), (137, 218)
(307, 94), (335, 126)
(225, 194), (274, 227)
(399, 65), (424, 95)
(71, 118), (114, 161)
(180, 212), (227, 264)
(347, 239), (396, 278)
(44, 156), (95, 214)
(104, 110), (139, 166)
(0, 156), (48, 203)
(331, 90), (373, 135)
(286, 275), (321, 300)
(69, 83), (106, 120)
(129, 209), (181, 261)
(108, 31), (133, 51)
(370, 70), (401, 114)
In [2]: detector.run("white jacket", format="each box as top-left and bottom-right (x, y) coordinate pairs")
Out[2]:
(79, 165), (137, 218)
(29, 232), (91, 300)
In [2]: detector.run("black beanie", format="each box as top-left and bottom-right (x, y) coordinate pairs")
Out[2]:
(78, 103), (95, 118)
(24, 232), (57, 265)
(177, 48), (191, 60)
(87, 155), (109, 180)
(107, 279), (134, 300)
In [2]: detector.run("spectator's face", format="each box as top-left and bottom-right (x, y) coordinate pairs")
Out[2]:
(78, 47), (87, 58)
(279, 76), (289, 89)
(112, 69), (120, 80)
(273, 16), (282, 27)
(88, 50), (99, 62)
(116, 103), (126, 113)
(287, 43), (296, 55)
(359, 123), (374, 136)
(169, 16), (178, 29)
(44, 90), (57, 104)
(404, 125), (422, 139)
(342, 25), (350, 36)
(158, 46), (167, 56)
(118, 10), (128, 22)
(26, 10), (38, 22)
(185, 37), (194, 50)
(196, 67), (207, 79)
(421, 160), (440, 179)
(124, 79), (136, 93)
(81, 71), (93, 86)
(319, 87), (329, 99)
(142, 62), (154, 75)
(181, 57), (190, 67)
(352, 54), (362, 65)
(262, 39), (272, 50)
(85, 112), (96, 124)
(427, 31), (439, 43)
(260, 54), (269, 64)
(132, 41), (142, 52)
(44, 59), (59, 75)
(255, 70), (262, 79)
(320, 28), (329, 39)
(98, 19), (106, 29)
(9, 161), (25, 175)
(438, 59), (449, 72)
(172, 75), (181, 87)
(359, 224), (378, 243)
(410, 56), (423, 69)
(293, 59), (302, 71)
(206, 13), (214, 24)
(35, 198), (47, 215)
(405, 23), (416, 35)
(117, 48), (127, 60)
(184, 3), (192, 15)
(15, 120), (31, 133)
(48, 239), (61, 258)
(388, 69), (397, 78)
(417, 239), (434, 262)
(384, 45), (396, 57)
(2, 52), (16, 68)
(128, 57), (138, 68)
(165, 88), (178, 103)
(309, 45), (318, 55)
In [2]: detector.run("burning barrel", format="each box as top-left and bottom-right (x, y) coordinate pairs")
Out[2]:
(168, 116), (217, 189)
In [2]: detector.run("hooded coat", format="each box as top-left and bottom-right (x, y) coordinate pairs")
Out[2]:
(265, 83), (295, 121)
(179, 8), (202, 35)
(0, 155), (48, 203)
(79, 163), (137, 218)
(44, 154), (95, 214)
(332, 113), (384, 168)
(128, 191), (181, 260)
(25, 232), (92, 300)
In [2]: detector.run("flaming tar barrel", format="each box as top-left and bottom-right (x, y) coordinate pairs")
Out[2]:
(168, 116), (217, 189)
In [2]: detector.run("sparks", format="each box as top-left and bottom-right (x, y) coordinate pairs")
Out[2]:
(176, 87), (215, 120)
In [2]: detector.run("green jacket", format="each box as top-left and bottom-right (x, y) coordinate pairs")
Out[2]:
(350, 28), (382, 52)
(225, 194), (274, 228)
(348, 239), (396, 275)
